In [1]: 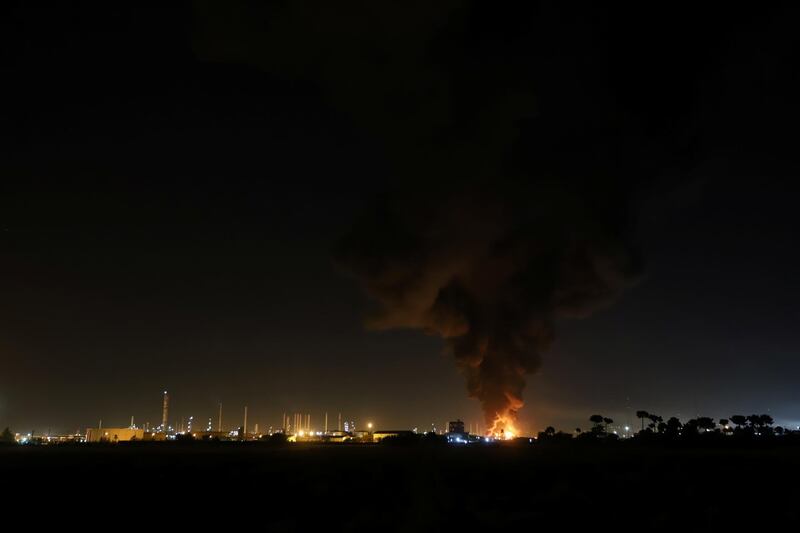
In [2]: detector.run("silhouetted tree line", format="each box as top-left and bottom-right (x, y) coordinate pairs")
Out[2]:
(631, 411), (785, 440)
(536, 411), (797, 444)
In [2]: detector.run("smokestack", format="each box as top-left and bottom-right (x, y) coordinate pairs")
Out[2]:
(161, 391), (169, 432)
(338, 412), (342, 432)
(218, 403), (223, 432)
(243, 406), (248, 439)
(130, 416), (134, 429)
(325, 412), (328, 433)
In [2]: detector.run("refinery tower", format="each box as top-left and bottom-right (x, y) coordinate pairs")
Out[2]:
(161, 390), (169, 432)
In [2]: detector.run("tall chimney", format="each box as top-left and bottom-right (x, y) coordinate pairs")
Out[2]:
(218, 403), (223, 432)
(338, 412), (342, 432)
(243, 406), (248, 439)
(325, 412), (328, 434)
(161, 391), (169, 432)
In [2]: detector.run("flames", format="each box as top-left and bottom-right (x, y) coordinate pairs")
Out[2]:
(486, 393), (523, 440)
(488, 413), (518, 440)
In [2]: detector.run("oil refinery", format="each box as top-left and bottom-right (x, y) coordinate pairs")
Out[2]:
(11, 391), (523, 445)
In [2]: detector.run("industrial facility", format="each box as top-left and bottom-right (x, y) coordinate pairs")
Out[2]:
(37, 391), (505, 446)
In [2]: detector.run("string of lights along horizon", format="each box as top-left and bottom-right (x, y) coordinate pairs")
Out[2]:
(10, 387), (793, 446)
(16, 389), (511, 444)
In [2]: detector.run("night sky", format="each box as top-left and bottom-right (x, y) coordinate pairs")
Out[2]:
(2, 3), (799, 435)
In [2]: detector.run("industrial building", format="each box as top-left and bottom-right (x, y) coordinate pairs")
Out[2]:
(85, 428), (145, 443)
(448, 419), (466, 434)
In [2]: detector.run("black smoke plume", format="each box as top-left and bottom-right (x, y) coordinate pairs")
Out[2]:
(189, 2), (666, 431)
(336, 179), (642, 432)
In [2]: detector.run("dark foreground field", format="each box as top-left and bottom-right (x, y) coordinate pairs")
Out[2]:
(3, 442), (799, 529)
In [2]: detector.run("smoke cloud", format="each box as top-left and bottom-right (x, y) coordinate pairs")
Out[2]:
(190, 1), (650, 431)
(336, 179), (641, 431)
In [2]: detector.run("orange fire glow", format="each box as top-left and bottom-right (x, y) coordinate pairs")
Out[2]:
(488, 414), (519, 440)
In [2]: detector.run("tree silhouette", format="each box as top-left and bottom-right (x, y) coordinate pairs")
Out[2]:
(636, 410), (649, 432)
(589, 415), (605, 434)
(0, 427), (14, 444)
(665, 417), (682, 438)
(603, 417), (613, 432)
(647, 414), (663, 432)
(696, 417), (715, 433)
(683, 419), (699, 436)
(730, 415), (747, 431)
(755, 414), (775, 436)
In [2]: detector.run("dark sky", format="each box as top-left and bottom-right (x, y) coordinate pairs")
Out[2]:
(1, 3), (799, 435)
